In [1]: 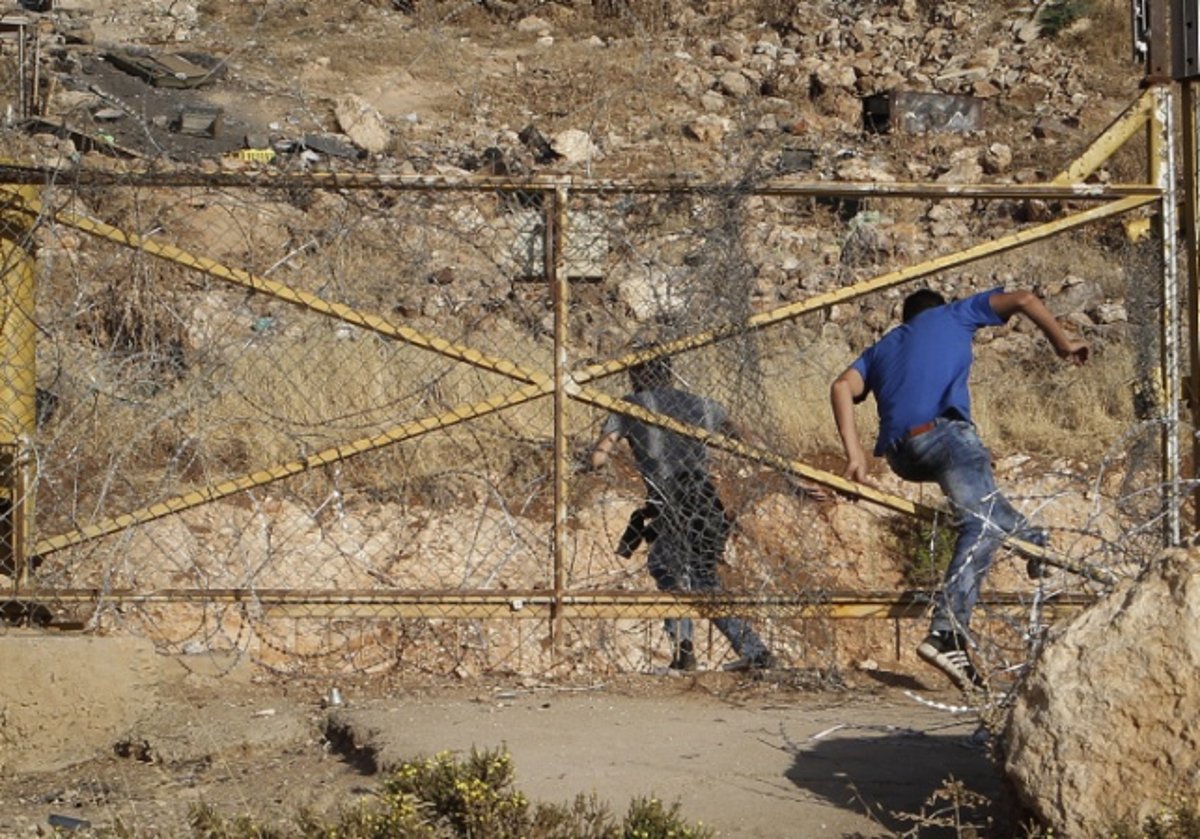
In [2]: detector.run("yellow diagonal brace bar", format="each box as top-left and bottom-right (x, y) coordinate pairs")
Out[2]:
(579, 385), (923, 516)
(34, 379), (552, 556)
(1053, 89), (1154, 185)
(575, 194), (1158, 385)
(31, 199), (545, 387)
(575, 385), (1116, 586)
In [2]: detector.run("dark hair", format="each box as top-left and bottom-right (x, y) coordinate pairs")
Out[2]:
(902, 288), (946, 323)
(629, 356), (673, 391)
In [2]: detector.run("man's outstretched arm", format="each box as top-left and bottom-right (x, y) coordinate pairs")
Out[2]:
(989, 289), (1089, 365)
(591, 430), (620, 470)
(830, 368), (871, 484)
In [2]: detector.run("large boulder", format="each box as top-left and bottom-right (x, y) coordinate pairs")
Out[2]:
(1003, 549), (1200, 836)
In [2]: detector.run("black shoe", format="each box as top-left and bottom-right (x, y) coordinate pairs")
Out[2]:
(1016, 528), (1052, 579)
(669, 639), (697, 671)
(916, 631), (985, 691)
(723, 651), (774, 672)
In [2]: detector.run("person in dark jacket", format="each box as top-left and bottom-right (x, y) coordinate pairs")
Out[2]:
(592, 357), (772, 672)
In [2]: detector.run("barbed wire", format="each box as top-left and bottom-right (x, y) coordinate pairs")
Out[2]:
(0, 147), (1183, 697)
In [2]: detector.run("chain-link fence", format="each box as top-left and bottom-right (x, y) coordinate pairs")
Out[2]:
(0, 87), (1186, 682)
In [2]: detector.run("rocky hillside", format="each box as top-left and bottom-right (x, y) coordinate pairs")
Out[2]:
(2, 0), (1151, 442)
(3, 0), (1143, 178)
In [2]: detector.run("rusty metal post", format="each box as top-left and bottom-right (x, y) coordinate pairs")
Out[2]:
(1183, 79), (1200, 535)
(0, 177), (39, 588)
(548, 184), (569, 651)
(1148, 0), (1173, 81)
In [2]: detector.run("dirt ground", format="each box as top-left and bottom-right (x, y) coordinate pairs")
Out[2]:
(0, 635), (1011, 838)
(0, 3), (1122, 835)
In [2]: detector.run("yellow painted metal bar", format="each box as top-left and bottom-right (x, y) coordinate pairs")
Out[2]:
(34, 379), (552, 556)
(257, 601), (1090, 620)
(575, 194), (1158, 386)
(1151, 84), (1183, 545)
(575, 385), (1116, 585)
(14, 587), (1095, 620)
(32, 200), (546, 388)
(1052, 89), (1155, 184)
(0, 179), (38, 588)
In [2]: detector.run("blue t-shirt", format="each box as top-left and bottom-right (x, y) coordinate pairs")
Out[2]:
(851, 288), (1006, 455)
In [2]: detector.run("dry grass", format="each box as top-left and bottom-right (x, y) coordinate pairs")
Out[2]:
(976, 342), (1134, 463)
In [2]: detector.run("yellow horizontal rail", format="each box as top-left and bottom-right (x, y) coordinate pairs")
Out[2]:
(0, 161), (1158, 198)
(9, 587), (1095, 621)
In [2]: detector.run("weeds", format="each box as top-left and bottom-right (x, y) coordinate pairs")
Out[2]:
(1037, 0), (1093, 37)
(890, 515), (956, 588)
(892, 776), (996, 837)
(1109, 794), (1200, 839)
(158, 748), (711, 839)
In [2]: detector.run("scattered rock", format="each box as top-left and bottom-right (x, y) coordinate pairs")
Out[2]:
(1091, 301), (1128, 324)
(550, 129), (600, 165)
(334, 94), (391, 155)
(683, 114), (732, 145)
(716, 70), (754, 98)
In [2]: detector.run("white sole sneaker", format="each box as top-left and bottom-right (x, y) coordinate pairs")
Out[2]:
(917, 636), (985, 691)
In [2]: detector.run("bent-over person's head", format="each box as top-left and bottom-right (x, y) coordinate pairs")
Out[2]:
(628, 356), (674, 392)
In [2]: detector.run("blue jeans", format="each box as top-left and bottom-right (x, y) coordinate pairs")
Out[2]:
(886, 419), (1038, 637)
(646, 476), (769, 659)
(649, 554), (769, 658)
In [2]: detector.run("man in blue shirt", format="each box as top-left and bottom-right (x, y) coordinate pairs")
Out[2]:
(830, 287), (1088, 690)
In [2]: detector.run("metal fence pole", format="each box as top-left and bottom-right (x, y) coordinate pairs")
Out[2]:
(1183, 80), (1200, 536)
(0, 178), (38, 588)
(1150, 84), (1183, 545)
(550, 184), (569, 651)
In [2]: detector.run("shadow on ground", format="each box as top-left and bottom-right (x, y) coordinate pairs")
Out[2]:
(787, 727), (1009, 837)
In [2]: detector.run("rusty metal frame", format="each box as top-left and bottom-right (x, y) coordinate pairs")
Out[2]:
(0, 85), (1174, 622)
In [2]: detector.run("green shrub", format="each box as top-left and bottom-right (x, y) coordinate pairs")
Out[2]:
(1037, 0), (1093, 37)
(622, 797), (714, 839)
(890, 515), (956, 588)
(1110, 794), (1200, 838)
(381, 749), (529, 837)
(157, 748), (710, 839)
